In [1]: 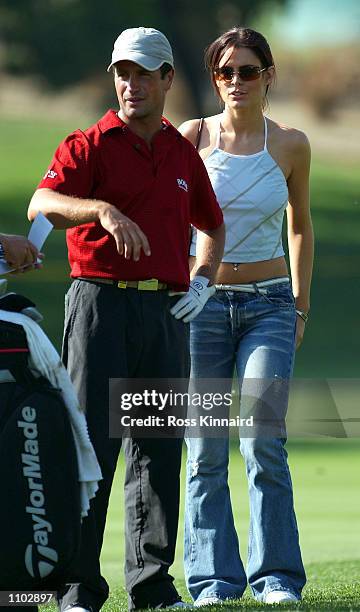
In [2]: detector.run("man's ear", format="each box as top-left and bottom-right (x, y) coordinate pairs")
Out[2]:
(164, 68), (175, 91)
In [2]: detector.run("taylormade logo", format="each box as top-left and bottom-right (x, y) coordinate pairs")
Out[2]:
(17, 405), (58, 579)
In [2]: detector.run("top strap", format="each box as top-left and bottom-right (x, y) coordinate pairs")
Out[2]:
(263, 116), (268, 151)
(217, 114), (268, 152)
(216, 116), (222, 150)
(195, 118), (204, 150)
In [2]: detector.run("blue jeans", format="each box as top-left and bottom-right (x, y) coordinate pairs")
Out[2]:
(184, 281), (306, 602)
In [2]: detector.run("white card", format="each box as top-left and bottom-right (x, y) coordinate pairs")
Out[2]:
(0, 212), (53, 274)
(27, 212), (53, 251)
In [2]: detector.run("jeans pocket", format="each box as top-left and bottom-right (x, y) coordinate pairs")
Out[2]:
(261, 287), (295, 309)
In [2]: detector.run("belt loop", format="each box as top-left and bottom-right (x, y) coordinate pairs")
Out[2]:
(252, 282), (267, 296)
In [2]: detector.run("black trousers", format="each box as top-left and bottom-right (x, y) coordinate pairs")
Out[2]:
(59, 280), (190, 611)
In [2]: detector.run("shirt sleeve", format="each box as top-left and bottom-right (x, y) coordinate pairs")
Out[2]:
(37, 130), (95, 197)
(189, 148), (223, 231)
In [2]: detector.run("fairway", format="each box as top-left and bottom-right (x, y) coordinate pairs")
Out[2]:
(99, 440), (360, 610)
(1, 116), (360, 609)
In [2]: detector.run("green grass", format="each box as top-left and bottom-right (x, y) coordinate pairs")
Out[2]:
(40, 441), (360, 611)
(100, 576), (360, 611)
(44, 574), (360, 612)
(96, 440), (360, 610)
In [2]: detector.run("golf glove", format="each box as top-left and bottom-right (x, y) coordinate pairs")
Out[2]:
(170, 275), (215, 323)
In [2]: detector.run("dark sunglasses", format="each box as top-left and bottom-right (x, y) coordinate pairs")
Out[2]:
(214, 65), (271, 82)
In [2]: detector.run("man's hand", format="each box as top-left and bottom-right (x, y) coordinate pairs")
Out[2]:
(170, 276), (215, 323)
(99, 205), (151, 261)
(0, 233), (43, 273)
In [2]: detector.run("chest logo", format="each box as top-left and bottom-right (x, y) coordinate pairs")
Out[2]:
(177, 178), (188, 192)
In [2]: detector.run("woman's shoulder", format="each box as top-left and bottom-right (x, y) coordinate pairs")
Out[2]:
(178, 114), (221, 147)
(266, 117), (310, 156)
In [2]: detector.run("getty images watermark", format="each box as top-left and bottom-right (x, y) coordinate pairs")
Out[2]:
(116, 387), (253, 429)
(109, 378), (288, 438)
(109, 378), (360, 439)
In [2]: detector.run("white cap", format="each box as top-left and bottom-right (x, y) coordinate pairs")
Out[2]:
(107, 27), (174, 72)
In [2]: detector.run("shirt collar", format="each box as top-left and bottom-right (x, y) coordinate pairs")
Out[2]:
(97, 110), (125, 133)
(97, 109), (179, 139)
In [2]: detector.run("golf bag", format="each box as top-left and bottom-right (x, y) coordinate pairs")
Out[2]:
(0, 293), (81, 591)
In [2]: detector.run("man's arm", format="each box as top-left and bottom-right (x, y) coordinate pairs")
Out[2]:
(0, 232), (41, 273)
(191, 223), (225, 285)
(169, 134), (225, 323)
(28, 188), (151, 262)
(170, 222), (224, 323)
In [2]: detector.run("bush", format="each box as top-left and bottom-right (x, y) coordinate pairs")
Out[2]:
(273, 45), (360, 120)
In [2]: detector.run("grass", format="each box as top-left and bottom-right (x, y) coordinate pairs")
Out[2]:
(94, 440), (360, 610)
(40, 441), (360, 611)
(1, 116), (359, 609)
(100, 575), (360, 611)
(45, 573), (360, 612)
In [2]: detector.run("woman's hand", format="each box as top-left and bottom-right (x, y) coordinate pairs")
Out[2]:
(295, 315), (306, 349)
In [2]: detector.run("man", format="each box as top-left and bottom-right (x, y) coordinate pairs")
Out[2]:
(28, 27), (224, 611)
(0, 233), (41, 272)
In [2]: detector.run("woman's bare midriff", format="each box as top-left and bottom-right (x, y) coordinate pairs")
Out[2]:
(189, 255), (289, 284)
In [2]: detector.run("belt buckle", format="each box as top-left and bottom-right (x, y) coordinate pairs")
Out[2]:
(138, 278), (159, 291)
(117, 281), (128, 289)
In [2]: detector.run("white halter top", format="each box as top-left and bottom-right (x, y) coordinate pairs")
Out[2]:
(190, 116), (289, 262)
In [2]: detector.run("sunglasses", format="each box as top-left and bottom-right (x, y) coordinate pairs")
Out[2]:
(214, 65), (271, 82)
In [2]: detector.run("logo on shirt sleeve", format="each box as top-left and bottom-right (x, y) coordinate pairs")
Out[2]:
(43, 169), (58, 180)
(177, 178), (188, 192)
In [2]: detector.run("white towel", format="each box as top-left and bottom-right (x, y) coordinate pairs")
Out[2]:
(0, 309), (102, 518)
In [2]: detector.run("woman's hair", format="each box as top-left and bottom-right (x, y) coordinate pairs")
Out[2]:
(205, 27), (275, 107)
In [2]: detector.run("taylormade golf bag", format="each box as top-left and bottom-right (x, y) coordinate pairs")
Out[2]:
(0, 293), (81, 590)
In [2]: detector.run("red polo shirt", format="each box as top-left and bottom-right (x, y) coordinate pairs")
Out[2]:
(38, 110), (223, 291)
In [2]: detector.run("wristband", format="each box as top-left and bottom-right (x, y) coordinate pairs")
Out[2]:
(0, 241), (5, 260)
(295, 309), (309, 323)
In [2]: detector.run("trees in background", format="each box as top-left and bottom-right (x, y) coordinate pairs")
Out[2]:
(0, 0), (287, 115)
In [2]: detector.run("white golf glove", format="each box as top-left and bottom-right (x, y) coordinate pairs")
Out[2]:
(170, 275), (215, 323)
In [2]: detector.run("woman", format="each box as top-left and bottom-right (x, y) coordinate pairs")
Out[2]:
(179, 28), (313, 605)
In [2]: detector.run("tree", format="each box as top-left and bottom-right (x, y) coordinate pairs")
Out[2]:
(0, 0), (287, 115)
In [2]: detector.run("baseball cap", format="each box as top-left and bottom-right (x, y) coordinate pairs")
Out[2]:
(107, 27), (174, 72)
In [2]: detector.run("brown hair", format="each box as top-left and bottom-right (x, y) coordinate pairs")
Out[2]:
(205, 27), (275, 107)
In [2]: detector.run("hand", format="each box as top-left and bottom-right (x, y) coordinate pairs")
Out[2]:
(0, 233), (42, 273)
(295, 315), (305, 349)
(170, 276), (215, 323)
(99, 205), (151, 261)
